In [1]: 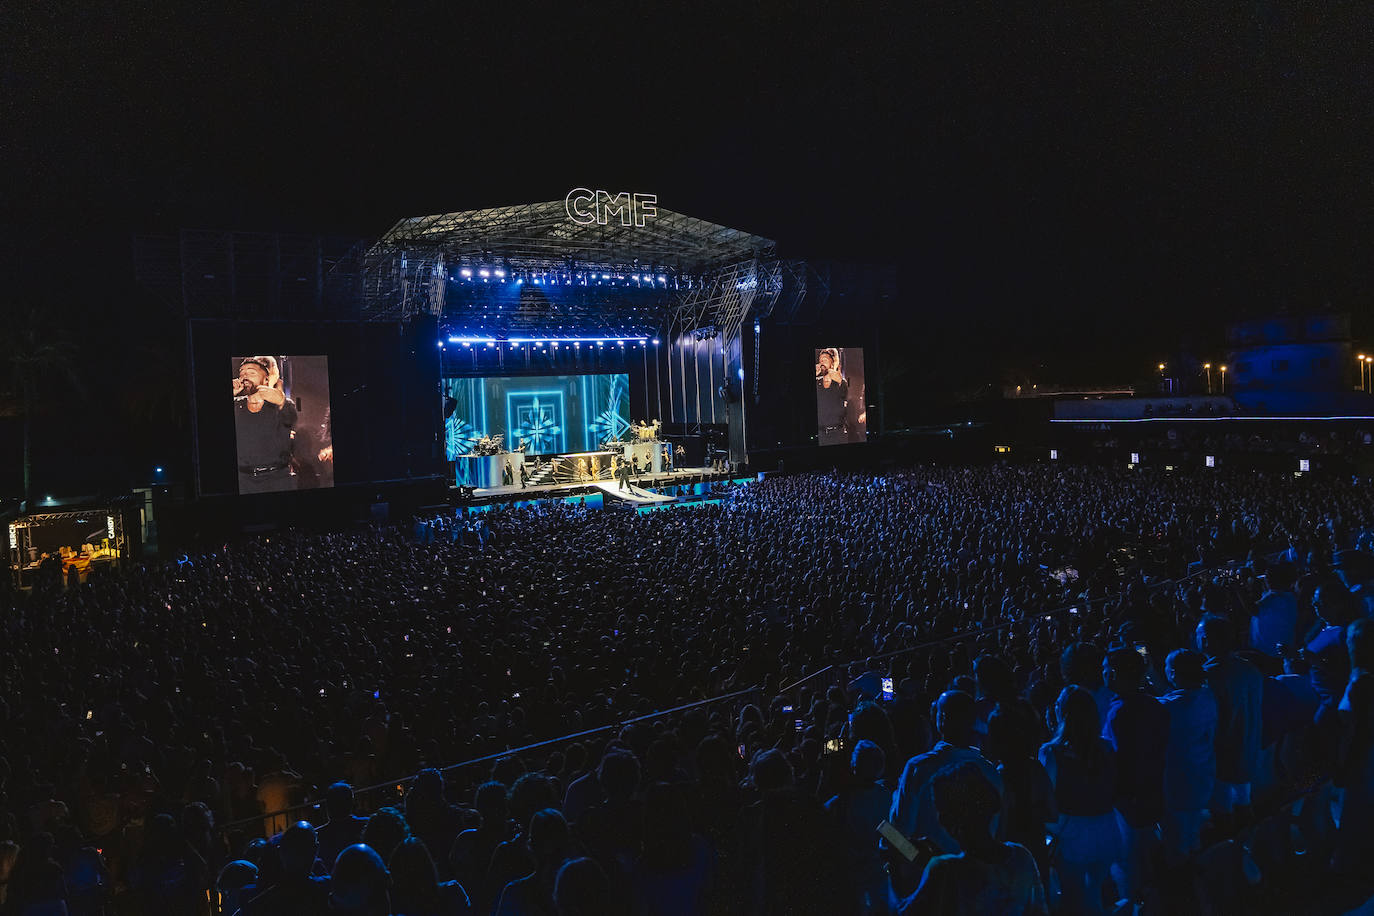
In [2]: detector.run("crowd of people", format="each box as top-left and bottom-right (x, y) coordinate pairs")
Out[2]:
(2, 462), (1374, 913)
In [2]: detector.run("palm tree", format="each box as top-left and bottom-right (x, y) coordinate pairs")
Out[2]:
(0, 306), (84, 505)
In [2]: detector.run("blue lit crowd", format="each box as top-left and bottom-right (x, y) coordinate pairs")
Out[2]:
(2, 464), (1374, 914)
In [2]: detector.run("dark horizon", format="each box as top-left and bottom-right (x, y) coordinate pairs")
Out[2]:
(4, 2), (1374, 494)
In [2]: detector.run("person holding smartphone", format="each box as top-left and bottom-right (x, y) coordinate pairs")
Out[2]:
(825, 740), (893, 915)
(894, 762), (1048, 915)
(890, 691), (1002, 858)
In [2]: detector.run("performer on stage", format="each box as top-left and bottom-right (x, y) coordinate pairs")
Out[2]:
(502, 461), (514, 487)
(576, 457), (588, 481)
(519, 462), (529, 489)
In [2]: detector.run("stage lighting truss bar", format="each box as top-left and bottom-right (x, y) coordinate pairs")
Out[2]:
(446, 337), (648, 344)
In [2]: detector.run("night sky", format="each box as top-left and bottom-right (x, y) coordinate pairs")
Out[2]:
(4, 2), (1373, 490)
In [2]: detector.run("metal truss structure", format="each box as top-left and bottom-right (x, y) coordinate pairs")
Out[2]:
(664, 258), (820, 341)
(8, 506), (129, 588)
(132, 208), (831, 345)
(352, 200), (794, 339)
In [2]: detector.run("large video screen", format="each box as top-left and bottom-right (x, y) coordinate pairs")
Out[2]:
(814, 347), (866, 445)
(232, 355), (334, 493)
(444, 374), (630, 458)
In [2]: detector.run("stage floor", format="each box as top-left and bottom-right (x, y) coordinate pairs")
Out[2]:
(470, 466), (721, 500)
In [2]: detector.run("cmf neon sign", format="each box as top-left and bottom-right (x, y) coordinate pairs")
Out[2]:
(565, 189), (658, 227)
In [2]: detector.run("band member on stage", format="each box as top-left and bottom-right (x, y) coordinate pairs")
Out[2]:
(519, 462), (529, 489)
(233, 356), (298, 494)
(576, 457), (589, 481)
(675, 444), (686, 469)
(816, 347), (850, 447)
(503, 461), (514, 487)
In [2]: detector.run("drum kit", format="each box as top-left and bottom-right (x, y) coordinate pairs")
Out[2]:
(633, 419), (662, 441)
(472, 435), (505, 456)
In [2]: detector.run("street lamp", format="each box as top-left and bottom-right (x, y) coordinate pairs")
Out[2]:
(1218, 365), (1227, 393)
(1203, 363), (1212, 394)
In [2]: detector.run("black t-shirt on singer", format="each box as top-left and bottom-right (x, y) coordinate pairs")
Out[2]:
(235, 397), (297, 468)
(817, 377), (848, 428)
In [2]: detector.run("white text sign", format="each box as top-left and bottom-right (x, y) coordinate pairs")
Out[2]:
(566, 189), (658, 227)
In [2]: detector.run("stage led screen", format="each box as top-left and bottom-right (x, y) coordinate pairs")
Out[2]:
(814, 347), (866, 445)
(231, 355), (334, 494)
(444, 374), (630, 458)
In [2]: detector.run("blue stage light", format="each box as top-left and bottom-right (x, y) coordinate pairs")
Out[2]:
(478, 269), (490, 278)
(494, 268), (505, 277)
(738, 368), (745, 380)
(652, 338), (660, 345)
(459, 268), (472, 277)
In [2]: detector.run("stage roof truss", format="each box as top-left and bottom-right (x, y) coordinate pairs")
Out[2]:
(354, 201), (779, 325)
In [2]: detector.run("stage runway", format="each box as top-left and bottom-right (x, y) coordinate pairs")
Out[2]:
(593, 482), (674, 504)
(470, 466), (720, 500)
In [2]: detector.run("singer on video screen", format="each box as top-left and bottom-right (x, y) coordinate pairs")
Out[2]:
(815, 347), (866, 445)
(233, 356), (299, 493)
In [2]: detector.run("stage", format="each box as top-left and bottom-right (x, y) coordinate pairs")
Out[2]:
(463, 465), (730, 507)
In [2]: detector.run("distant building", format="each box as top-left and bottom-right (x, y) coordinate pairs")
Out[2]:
(1228, 314), (1351, 395)
(1053, 313), (1368, 422)
(1226, 313), (1366, 415)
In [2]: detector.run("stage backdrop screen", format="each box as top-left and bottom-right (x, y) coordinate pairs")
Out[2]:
(231, 355), (334, 494)
(445, 374), (630, 458)
(814, 347), (866, 445)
